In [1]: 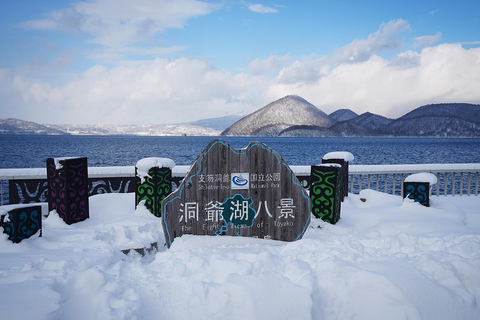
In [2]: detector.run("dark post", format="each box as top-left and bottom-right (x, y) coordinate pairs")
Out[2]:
(403, 182), (431, 206)
(46, 157), (89, 225)
(402, 173), (437, 207)
(135, 158), (174, 217)
(403, 172), (437, 207)
(322, 152), (354, 201)
(0, 205), (42, 243)
(310, 164), (342, 224)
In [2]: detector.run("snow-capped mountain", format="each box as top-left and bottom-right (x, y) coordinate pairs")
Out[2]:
(221, 95), (332, 136)
(222, 99), (480, 137)
(47, 123), (221, 136)
(2, 101), (480, 137)
(0, 118), (68, 135)
(385, 103), (480, 137)
(329, 109), (358, 123)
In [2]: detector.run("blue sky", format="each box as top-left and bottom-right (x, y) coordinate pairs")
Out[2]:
(1, 0), (479, 124)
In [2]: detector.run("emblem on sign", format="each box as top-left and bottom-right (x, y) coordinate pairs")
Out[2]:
(231, 173), (249, 189)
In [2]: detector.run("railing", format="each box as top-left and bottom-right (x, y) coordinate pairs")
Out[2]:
(348, 164), (480, 197)
(1, 163), (479, 205)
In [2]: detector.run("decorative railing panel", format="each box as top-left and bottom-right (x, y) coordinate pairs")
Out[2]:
(1, 164), (479, 205)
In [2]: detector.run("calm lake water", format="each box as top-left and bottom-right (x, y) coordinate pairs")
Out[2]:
(1, 135), (479, 168)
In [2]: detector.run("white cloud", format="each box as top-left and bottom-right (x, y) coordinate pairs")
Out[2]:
(247, 3), (278, 14)
(3, 58), (271, 124)
(333, 19), (411, 63)
(3, 20), (480, 125)
(269, 44), (480, 118)
(248, 54), (292, 75)
(20, 0), (218, 51)
(275, 19), (412, 85)
(413, 32), (442, 48)
(277, 57), (330, 84)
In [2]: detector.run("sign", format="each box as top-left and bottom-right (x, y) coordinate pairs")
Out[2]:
(161, 139), (310, 248)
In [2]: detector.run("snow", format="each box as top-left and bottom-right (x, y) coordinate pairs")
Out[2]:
(315, 163), (342, 168)
(53, 157), (80, 170)
(1, 192), (480, 319)
(135, 157), (175, 183)
(323, 151), (355, 162)
(405, 172), (438, 185)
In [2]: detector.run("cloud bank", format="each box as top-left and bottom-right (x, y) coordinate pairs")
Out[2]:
(3, 11), (480, 124)
(20, 0), (217, 57)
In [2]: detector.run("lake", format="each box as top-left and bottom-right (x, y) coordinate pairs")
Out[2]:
(1, 135), (479, 168)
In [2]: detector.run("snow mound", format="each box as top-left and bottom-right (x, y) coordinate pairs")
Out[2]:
(405, 172), (438, 184)
(1, 192), (479, 319)
(323, 151), (355, 162)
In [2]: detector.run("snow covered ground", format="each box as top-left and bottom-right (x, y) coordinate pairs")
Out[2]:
(1, 191), (479, 320)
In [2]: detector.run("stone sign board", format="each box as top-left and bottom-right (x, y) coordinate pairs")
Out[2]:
(161, 139), (310, 248)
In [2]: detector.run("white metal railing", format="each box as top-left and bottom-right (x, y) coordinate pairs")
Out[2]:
(348, 164), (480, 197)
(1, 163), (479, 205)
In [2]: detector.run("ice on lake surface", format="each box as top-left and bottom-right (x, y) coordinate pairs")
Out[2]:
(1, 191), (479, 320)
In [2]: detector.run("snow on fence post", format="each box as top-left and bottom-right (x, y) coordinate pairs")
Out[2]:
(403, 173), (438, 207)
(322, 151), (354, 201)
(46, 157), (89, 225)
(135, 158), (175, 218)
(0, 205), (42, 243)
(310, 164), (342, 224)
(161, 139), (311, 248)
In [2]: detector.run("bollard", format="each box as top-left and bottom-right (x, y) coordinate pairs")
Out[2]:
(403, 173), (437, 207)
(46, 157), (89, 225)
(310, 164), (342, 224)
(322, 151), (354, 201)
(135, 158), (175, 217)
(0, 205), (42, 243)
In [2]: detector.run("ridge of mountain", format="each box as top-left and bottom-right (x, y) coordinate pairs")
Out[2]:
(221, 98), (480, 137)
(385, 103), (480, 137)
(221, 95), (332, 136)
(398, 103), (480, 124)
(48, 123), (221, 136)
(346, 112), (393, 131)
(186, 115), (243, 131)
(3, 101), (480, 137)
(329, 109), (358, 123)
(0, 118), (68, 135)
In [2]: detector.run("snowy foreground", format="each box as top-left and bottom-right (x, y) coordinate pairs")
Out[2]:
(1, 191), (480, 320)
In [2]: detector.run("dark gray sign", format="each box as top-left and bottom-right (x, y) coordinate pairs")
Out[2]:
(161, 139), (310, 248)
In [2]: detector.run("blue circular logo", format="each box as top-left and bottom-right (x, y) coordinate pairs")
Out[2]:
(232, 175), (248, 186)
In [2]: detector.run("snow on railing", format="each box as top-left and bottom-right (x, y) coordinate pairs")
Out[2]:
(1, 163), (479, 205)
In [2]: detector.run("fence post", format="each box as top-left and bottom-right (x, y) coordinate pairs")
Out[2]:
(310, 164), (342, 224)
(403, 173), (437, 207)
(46, 157), (89, 224)
(322, 152), (354, 201)
(0, 205), (42, 243)
(135, 158), (175, 217)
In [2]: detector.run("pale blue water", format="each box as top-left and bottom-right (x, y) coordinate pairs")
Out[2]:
(1, 135), (479, 168)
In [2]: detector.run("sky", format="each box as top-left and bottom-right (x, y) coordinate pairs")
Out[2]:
(1, 0), (479, 125)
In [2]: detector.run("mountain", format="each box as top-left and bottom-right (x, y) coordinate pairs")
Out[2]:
(187, 115), (243, 131)
(345, 112), (393, 132)
(329, 121), (379, 136)
(221, 95), (332, 136)
(0, 118), (68, 135)
(280, 112), (391, 137)
(279, 125), (340, 137)
(329, 109), (358, 123)
(48, 123), (221, 136)
(3, 102), (480, 137)
(385, 103), (480, 137)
